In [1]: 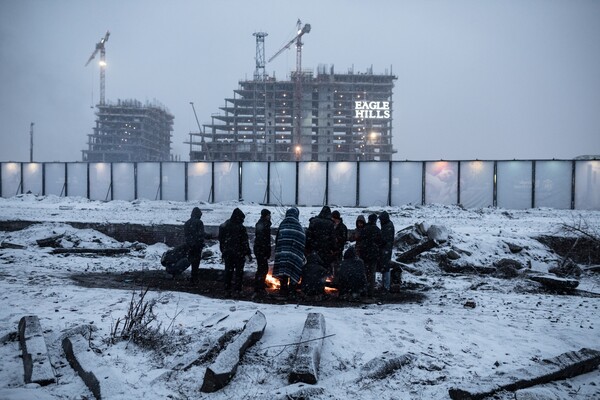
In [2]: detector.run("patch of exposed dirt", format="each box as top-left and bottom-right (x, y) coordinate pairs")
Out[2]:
(536, 235), (600, 264)
(70, 269), (428, 307)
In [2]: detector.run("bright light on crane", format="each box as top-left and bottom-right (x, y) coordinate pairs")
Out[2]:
(85, 31), (110, 106)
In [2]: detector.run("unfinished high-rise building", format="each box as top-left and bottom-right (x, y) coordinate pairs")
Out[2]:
(189, 65), (396, 162)
(82, 99), (174, 162)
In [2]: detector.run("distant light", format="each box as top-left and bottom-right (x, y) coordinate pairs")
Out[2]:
(99, 60), (107, 67)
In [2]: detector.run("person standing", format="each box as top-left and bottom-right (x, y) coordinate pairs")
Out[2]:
(253, 208), (272, 296)
(273, 207), (306, 297)
(218, 208), (252, 296)
(349, 214), (366, 259)
(305, 206), (336, 273)
(331, 210), (348, 276)
(184, 207), (205, 283)
(357, 213), (383, 297)
(379, 211), (395, 292)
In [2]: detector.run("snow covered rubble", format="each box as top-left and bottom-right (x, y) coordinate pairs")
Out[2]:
(0, 194), (599, 399)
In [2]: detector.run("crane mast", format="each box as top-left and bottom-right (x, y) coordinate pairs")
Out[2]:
(268, 20), (311, 158)
(85, 31), (110, 105)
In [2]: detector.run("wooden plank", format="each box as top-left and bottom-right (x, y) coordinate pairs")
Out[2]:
(51, 248), (130, 255)
(359, 353), (414, 380)
(530, 275), (579, 290)
(396, 239), (438, 263)
(18, 315), (55, 386)
(449, 348), (600, 400)
(201, 310), (267, 393)
(289, 313), (326, 384)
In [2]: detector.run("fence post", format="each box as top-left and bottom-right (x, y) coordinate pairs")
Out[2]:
(210, 162), (215, 203)
(86, 163), (90, 200)
(184, 162), (189, 202)
(64, 163), (68, 197)
(238, 162), (243, 201)
(388, 161), (392, 206)
(457, 161), (462, 206)
(42, 163), (46, 196)
(355, 161), (360, 207)
(266, 162), (271, 204)
(295, 161), (299, 206)
(20, 162), (24, 195)
(571, 160), (576, 210)
(325, 161), (329, 205)
(134, 162), (138, 200)
(110, 162), (114, 201)
(421, 161), (426, 205)
(493, 161), (498, 207)
(159, 162), (163, 201)
(531, 160), (536, 209)
(0, 163), (2, 198)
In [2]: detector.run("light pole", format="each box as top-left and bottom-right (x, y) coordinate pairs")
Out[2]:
(29, 122), (34, 162)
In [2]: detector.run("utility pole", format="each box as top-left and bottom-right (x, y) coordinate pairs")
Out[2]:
(29, 122), (34, 162)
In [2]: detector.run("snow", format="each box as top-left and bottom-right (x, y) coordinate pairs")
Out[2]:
(1, 194), (600, 399)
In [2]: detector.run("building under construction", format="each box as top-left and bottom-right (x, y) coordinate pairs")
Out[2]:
(82, 99), (174, 162)
(190, 65), (396, 162)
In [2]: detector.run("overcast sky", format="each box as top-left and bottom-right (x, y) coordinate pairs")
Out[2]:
(1, 0), (599, 162)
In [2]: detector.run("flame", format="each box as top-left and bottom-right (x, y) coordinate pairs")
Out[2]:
(265, 273), (280, 289)
(324, 276), (338, 294)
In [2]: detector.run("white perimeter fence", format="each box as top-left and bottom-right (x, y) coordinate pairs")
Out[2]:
(1, 160), (598, 210)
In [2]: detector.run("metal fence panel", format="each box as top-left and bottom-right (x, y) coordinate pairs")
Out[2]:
(112, 163), (135, 201)
(298, 162), (326, 206)
(241, 162), (268, 204)
(22, 163), (43, 196)
(66, 163), (88, 198)
(425, 161), (458, 205)
(44, 163), (66, 196)
(535, 161), (571, 209)
(89, 163), (111, 201)
(460, 161), (494, 208)
(359, 162), (389, 207)
(270, 162), (297, 206)
(214, 162), (239, 203)
(1, 162), (21, 197)
(497, 161), (533, 209)
(162, 162), (186, 201)
(575, 160), (600, 210)
(187, 162), (212, 202)
(391, 161), (422, 206)
(137, 162), (161, 200)
(329, 162), (357, 207)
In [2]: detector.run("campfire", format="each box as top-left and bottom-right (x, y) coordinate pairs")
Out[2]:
(265, 273), (280, 289)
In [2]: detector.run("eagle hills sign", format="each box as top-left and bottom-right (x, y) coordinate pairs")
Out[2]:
(354, 101), (391, 119)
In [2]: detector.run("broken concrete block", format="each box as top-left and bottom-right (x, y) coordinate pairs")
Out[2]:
(264, 382), (326, 400)
(289, 313), (326, 384)
(396, 239), (438, 263)
(530, 275), (579, 290)
(18, 315), (55, 386)
(201, 310), (266, 392)
(427, 224), (449, 243)
(359, 353), (414, 380)
(62, 335), (126, 399)
(448, 348), (600, 400)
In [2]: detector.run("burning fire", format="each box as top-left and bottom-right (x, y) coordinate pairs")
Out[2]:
(265, 273), (280, 289)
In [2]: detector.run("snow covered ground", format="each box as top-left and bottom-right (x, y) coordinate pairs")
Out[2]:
(1, 194), (599, 399)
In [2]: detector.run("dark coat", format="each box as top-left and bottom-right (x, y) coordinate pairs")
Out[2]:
(306, 206), (336, 266)
(301, 252), (329, 296)
(379, 211), (395, 267)
(273, 207), (306, 284)
(218, 208), (251, 262)
(337, 247), (367, 296)
(333, 218), (348, 257)
(184, 207), (205, 259)
(253, 216), (272, 259)
(356, 214), (383, 264)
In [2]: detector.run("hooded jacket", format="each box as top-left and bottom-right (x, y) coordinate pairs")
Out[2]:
(253, 213), (272, 258)
(184, 207), (205, 252)
(218, 208), (251, 261)
(306, 206), (336, 266)
(356, 213), (383, 264)
(379, 211), (395, 262)
(301, 251), (329, 296)
(337, 246), (367, 295)
(273, 207), (306, 283)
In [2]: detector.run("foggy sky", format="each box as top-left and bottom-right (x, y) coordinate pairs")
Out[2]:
(1, 0), (599, 162)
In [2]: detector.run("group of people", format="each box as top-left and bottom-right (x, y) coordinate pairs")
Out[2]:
(182, 205), (395, 300)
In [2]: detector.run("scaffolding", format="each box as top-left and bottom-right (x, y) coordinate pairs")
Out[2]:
(189, 66), (397, 162)
(82, 99), (174, 162)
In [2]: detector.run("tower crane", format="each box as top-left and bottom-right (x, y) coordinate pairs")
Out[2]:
(85, 31), (110, 105)
(268, 20), (311, 159)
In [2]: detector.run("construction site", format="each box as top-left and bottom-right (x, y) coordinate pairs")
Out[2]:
(189, 23), (397, 162)
(80, 22), (396, 163)
(81, 32), (175, 163)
